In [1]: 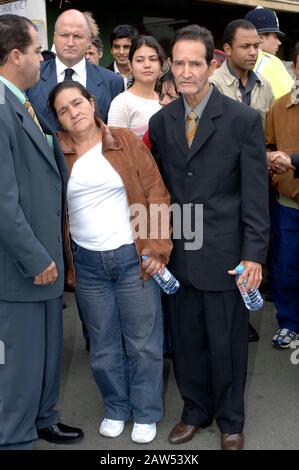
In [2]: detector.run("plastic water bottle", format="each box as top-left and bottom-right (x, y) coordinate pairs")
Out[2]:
(142, 256), (180, 294)
(235, 264), (263, 311)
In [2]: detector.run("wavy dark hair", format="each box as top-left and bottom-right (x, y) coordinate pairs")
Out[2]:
(48, 81), (101, 122)
(110, 24), (138, 47)
(170, 24), (214, 66)
(129, 35), (166, 67)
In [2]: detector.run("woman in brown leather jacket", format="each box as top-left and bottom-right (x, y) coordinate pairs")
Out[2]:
(48, 81), (172, 444)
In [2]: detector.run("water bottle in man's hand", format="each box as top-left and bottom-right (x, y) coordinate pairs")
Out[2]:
(142, 256), (180, 294)
(235, 264), (263, 311)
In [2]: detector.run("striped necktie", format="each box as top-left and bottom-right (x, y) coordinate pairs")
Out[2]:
(186, 111), (198, 148)
(24, 100), (46, 137)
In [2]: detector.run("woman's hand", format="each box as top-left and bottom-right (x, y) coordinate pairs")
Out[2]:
(141, 250), (165, 276)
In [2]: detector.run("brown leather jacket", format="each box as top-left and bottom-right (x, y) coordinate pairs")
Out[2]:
(265, 91), (299, 206)
(57, 120), (172, 286)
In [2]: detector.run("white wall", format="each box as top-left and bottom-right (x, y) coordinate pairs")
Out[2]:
(0, 0), (48, 48)
(26, 0), (48, 49)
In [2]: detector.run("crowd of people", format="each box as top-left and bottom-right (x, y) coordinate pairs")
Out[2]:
(0, 5), (298, 451)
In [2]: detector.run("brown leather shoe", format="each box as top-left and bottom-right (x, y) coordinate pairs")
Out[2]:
(221, 432), (244, 450)
(168, 422), (200, 445)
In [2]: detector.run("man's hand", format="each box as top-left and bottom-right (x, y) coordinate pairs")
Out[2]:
(228, 261), (262, 291)
(267, 151), (295, 174)
(34, 261), (58, 286)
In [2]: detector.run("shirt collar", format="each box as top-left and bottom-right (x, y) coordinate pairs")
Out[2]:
(226, 61), (261, 86)
(183, 84), (213, 120)
(55, 56), (86, 79)
(113, 61), (129, 89)
(114, 61), (129, 78)
(113, 61), (120, 74)
(0, 75), (26, 104)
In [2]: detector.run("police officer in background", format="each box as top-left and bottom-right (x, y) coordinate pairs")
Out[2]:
(245, 6), (293, 99)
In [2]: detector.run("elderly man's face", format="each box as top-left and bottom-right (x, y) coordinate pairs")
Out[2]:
(54, 11), (91, 67)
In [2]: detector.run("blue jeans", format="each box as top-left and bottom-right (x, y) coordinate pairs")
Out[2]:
(269, 200), (299, 332)
(72, 242), (164, 423)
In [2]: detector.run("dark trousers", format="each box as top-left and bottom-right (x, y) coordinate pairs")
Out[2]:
(165, 286), (248, 434)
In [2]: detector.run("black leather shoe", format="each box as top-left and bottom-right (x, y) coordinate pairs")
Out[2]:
(37, 423), (84, 444)
(248, 323), (259, 342)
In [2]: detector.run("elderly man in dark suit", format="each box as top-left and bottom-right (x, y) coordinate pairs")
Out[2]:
(27, 9), (124, 128)
(0, 14), (83, 450)
(149, 25), (269, 450)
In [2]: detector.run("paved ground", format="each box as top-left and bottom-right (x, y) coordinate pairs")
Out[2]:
(35, 293), (299, 451)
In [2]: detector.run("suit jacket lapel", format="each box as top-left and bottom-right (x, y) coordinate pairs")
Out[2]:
(86, 60), (104, 99)
(39, 60), (58, 105)
(170, 97), (189, 157)
(5, 87), (60, 175)
(186, 86), (223, 163)
(186, 112), (216, 164)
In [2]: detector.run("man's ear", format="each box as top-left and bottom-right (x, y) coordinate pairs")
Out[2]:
(167, 57), (172, 67)
(208, 58), (218, 77)
(223, 43), (231, 57)
(258, 34), (264, 46)
(8, 48), (23, 66)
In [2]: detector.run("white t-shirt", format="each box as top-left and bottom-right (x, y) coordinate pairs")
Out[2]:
(107, 90), (161, 138)
(67, 143), (133, 251)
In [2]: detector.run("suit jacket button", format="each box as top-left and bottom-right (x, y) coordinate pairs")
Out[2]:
(187, 171), (193, 177)
(57, 210), (61, 216)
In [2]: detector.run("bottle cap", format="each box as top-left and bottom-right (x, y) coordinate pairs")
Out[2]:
(235, 264), (244, 274)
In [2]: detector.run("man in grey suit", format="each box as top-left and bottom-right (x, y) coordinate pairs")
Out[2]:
(0, 14), (83, 449)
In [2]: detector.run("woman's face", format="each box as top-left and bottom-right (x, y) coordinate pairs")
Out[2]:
(54, 87), (95, 133)
(130, 45), (162, 85)
(159, 81), (179, 106)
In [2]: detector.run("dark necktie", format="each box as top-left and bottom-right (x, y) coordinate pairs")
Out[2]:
(64, 68), (74, 81)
